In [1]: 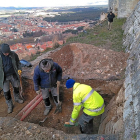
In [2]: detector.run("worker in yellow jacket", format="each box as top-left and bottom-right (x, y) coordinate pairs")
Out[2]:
(65, 79), (105, 134)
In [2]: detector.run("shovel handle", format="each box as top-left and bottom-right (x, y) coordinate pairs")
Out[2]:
(19, 74), (24, 99)
(65, 122), (70, 124)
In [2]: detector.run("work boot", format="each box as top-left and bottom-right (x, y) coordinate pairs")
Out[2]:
(6, 100), (13, 114)
(44, 105), (52, 116)
(14, 93), (24, 104)
(15, 97), (23, 104)
(14, 87), (24, 104)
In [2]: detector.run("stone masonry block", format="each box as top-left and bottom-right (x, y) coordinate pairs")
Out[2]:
(123, 95), (133, 121)
(124, 115), (135, 139)
(137, 135), (140, 140)
(125, 76), (131, 88)
(128, 26), (134, 34)
(134, 113), (139, 131)
(134, 79), (140, 90)
(132, 69), (140, 83)
(123, 106), (133, 121)
(125, 84), (133, 99)
(133, 95), (140, 113)
(124, 94), (133, 109)
(136, 111), (140, 131)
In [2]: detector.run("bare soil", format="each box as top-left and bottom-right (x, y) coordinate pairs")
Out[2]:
(0, 43), (129, 136)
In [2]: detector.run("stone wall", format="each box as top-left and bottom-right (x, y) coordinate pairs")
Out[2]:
(108, 0), (119, 13)
(122, 1), (140, 139)
(100, 13), (107, 21)
(117, 0), (139, 18)
(98, 85), (124, 135)
(102, 1), (140, 139)
(108, 0), (114, 11)
(108, 0), (139, 18)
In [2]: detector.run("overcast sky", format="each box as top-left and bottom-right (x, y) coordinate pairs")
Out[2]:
(1, 0), (108, 7)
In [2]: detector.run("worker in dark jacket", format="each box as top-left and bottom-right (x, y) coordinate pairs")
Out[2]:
(0, 44), (23, 113)
(33, 58), (62, 115)
(107, 11), (115, 30)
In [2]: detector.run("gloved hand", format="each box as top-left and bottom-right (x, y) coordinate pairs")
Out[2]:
(69, 121), (75, 125)
(18, 70), (22, 75)
(36, 90), (40, 94)
(64, 121), (75, 127)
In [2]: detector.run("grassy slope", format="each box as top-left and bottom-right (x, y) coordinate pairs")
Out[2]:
(29, 17), (126, 61)
(66, 17), (126, 52)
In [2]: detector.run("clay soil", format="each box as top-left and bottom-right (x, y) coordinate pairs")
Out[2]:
(0, 43), (129, 134)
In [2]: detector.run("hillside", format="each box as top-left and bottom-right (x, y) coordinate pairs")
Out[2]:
(66, 17), (126, 52)
(43, 7), (107, 22)
(0, 12), (129, 140)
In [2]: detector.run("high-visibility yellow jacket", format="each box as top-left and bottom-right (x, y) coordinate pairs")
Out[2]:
(70, 83), (104, 123)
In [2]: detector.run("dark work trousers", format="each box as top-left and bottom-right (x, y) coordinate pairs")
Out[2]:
(3, 75), (20, 100)
(78, 112), (94, 134)
(41, 87), (59, 108)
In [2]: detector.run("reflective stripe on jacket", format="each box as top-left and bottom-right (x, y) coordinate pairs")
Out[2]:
(70, 83), (104, 123)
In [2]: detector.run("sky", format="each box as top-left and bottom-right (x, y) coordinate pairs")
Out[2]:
(0, 0), (108, 7)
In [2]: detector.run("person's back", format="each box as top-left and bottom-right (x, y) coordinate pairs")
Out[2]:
(65, 79), (105, 134)
(73, 83), (104, 116)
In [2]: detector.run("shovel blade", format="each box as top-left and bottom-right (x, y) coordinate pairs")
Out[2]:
(39, 116), (48, 125)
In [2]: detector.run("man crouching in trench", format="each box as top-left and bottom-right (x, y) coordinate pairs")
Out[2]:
(33, 58), (62, 115)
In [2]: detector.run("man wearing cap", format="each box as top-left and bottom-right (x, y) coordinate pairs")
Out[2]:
(33, 58), (62, 115)
(0, 43), (23, 113)
(65, 79), (105, 134)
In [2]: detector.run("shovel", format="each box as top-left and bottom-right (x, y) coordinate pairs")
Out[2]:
(39, 116), (48, 125)
(64, 122), (79, 127)
(54, 101), (62, 114)
(19, 74), (24, 100)
(54, 82), (62, 114)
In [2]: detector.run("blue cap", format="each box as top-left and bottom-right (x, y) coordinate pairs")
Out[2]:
(66, 79), (75, 89)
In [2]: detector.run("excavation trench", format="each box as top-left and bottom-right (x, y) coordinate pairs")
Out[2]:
(19, 77), (123, 134)
(16, 43), (127, 134)
(0, 43), (127, 135)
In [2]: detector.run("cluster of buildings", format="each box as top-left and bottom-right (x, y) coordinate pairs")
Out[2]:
(9, 40), (63, 59)
(0, 14), (89, 59)
(0, 16), (88, 41)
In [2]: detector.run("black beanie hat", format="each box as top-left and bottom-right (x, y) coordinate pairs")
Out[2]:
(1, 44), (10, 53)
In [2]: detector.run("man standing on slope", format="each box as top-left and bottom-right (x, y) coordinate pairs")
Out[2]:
(65, 79), (105, 134)
(0, 43), (23, 113)
(107, 11), (115, 30)
(33, 58), (62, 115)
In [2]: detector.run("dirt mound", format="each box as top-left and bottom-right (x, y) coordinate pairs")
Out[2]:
(51, 45), (73, 71)
(22, 43), (128, 80)
(51, 43), (129, 80)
